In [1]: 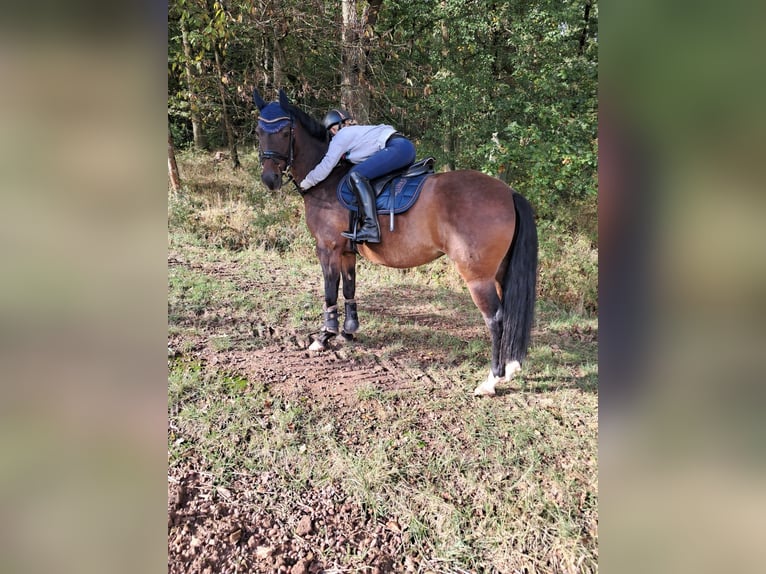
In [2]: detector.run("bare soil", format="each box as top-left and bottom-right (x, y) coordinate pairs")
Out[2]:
(168, 457), (410, 574)
(168, 340), (425, 572)
(168, 255), (479, 573)
(168, 251), (597, 573)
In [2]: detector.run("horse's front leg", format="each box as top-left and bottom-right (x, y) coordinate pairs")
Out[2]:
(340, 250), (359, 338)
(309, 245), (342, 351)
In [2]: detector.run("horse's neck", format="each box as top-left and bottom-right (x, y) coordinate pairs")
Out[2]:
(293, 137), (328, 183)
(293, 128), (349, 209)
(304, 166), (348, 210)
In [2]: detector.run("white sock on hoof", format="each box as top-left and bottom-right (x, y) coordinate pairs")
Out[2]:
(504, 360), (521, 381)
(474, 370), (501, 396)
(308, 339), (325, 352)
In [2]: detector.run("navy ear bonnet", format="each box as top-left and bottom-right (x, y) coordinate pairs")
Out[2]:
(258, 102), (291, 133)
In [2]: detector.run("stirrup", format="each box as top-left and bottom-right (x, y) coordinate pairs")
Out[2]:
(341, 222), (359, 241)
(342, 228), (380, 243)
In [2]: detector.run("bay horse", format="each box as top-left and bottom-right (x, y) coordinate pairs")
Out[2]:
(253, 89), (538, 396)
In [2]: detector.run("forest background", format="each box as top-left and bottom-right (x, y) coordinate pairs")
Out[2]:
(168, 0), (598, 278)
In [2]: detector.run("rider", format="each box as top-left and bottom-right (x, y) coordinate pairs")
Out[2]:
(298, 108), (416, 244)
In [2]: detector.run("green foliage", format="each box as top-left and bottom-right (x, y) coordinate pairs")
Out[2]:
(537, 221), (598, 315)
(168, 0), (598, 235)
(370, 1), (600, 247)
(370, 0), (598, 229)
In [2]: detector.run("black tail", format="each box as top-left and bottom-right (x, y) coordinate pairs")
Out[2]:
(500, 193), (538, 367)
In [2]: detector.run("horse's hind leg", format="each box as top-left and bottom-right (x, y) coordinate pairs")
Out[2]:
(464, 279), (505, 396)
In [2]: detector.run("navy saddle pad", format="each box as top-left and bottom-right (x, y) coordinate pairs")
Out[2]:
(336, 161), (434, 215)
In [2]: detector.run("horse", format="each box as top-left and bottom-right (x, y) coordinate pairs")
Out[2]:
(253, 89), (538, 396)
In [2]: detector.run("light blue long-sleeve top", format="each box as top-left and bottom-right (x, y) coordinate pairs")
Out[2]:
(299, 124), (397, 190)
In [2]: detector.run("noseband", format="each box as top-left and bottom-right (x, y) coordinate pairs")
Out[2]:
(257, 114), (301, 192)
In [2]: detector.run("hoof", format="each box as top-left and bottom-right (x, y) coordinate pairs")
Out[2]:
(504, 360), (521, 381)
(473, 384), (496, 397)
(473, 371), (501, 397)
(310, 330), (336, 351)
(308, 339), (326, 352)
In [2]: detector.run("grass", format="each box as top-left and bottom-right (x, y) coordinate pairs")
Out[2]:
(169, 348), (597, 570)
(168, 150), (598, 573)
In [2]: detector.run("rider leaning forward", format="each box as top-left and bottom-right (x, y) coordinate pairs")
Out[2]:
(299, 109), (416, 244)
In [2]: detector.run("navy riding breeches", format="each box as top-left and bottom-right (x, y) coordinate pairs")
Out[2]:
(350, 135), (416, 180)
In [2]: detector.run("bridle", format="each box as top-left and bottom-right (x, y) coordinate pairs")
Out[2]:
(257, 114), (302, 193)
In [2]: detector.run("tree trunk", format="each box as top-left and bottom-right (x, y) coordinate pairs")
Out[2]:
(339, 0), (383, 121)
(340, 0), (380, 122)
(212, 42), (241, 169)
(181, 20), (207, 150)
(168, 126), (182, 194)
(341, 0), (363, 120)
(272, 28), (287, 89)
(579, 0), (592, 54)
(439, 4), (455, 170)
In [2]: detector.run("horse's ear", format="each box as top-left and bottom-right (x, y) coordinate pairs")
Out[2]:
(278, 89), (291, 109)
(253, 89), (268, 111)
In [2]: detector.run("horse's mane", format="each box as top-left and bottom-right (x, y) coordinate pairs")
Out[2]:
(279, 90), (328, 144)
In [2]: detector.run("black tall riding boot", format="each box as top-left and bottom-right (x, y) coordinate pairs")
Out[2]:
(342, 172), (381, 243)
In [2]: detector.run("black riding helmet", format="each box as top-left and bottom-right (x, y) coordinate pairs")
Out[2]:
(322, 108), (353, 130)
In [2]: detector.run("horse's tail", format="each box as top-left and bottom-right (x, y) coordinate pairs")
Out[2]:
(500, 192), (538, 368)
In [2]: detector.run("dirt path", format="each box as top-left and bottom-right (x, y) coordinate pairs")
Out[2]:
(169, 255), (463, 573)
(169, 457), (410, 574)
(169, 252), (482, 405)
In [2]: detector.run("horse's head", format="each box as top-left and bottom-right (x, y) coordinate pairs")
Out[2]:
(253, 88), (330, 191)
(254, 89), (293, 191)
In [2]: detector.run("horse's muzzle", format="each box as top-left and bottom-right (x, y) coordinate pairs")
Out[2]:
(261, 171), (282, 191)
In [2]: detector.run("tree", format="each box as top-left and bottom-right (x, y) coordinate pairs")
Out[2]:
(166, 0), (598, 234)
(204, 0), (240, 169)
(180, 17), (207, 150)
(339, 0), (383, 122)
(168, 125), (182, 194)
(370, 0), (598, 229)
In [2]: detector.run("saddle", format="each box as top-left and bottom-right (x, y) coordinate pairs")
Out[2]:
(370, 157), (435, 196)
(337, 157), (435, 245)
(337, 157), (435, 240)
